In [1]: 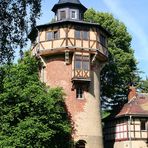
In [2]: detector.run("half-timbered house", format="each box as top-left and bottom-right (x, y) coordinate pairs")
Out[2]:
(103, 87), (148, 148)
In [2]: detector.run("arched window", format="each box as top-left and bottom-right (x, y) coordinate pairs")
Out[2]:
(75, 140), (86, 148)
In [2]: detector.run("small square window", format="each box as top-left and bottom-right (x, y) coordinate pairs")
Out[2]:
(46, 32), (53, 41)
(75, 29), (89, 40)
(60, 10), (66, 20)
(82, 31), (89, 40)
(46, 31), (59, 40)
(76, 87), (83, 99)
(71, 11), (77, 19)
(53, 31), (59, 39)
(75, 30), (81, 39)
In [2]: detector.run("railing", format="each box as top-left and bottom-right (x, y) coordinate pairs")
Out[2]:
(72, 69), (90, 81)
(31, 38), (108, 58)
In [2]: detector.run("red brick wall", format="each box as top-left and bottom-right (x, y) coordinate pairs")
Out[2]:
(45, 58), (86, 128)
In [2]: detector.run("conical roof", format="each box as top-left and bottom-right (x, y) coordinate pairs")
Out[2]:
(52, 0), (87, 12)
(58, 0), (81, 4)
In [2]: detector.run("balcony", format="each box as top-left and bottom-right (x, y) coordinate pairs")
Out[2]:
(72, 69), (91, 82)
(71, 53), (91, 82)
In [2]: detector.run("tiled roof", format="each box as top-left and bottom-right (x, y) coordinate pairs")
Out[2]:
(116, 93), (148, 118)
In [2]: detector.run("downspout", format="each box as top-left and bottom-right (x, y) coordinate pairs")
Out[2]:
(36, 27), (40, 53)
(129, 115), (132, 148)
(36, 27), (46, 83)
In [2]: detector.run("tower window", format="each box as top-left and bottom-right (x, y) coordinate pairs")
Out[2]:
(46, 30), (59, 41)
(75, 55), (90, 71)
(82, 56), (90, 70)
(46, 31), (53, 40)
(76, 87), (83, 99)
(71, 10), (77, 19)
(53, 31), (59, 39)
(100, 34), (106, 46)
(75, 30), (89, 40)
(73, 54), (90, 79)
(82, 31), (89, 40)
(75, 55), (82, 69)
(60, 10), (66, 20)
(75, 30), (81, 39)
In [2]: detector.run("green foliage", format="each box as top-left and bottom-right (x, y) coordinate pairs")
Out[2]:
(0, 52), (71, 147)
(85, 9), (139, 110)
(101, 111), (110, 119)
(0, 0), (41, 64)
(139, 78), (148, 93)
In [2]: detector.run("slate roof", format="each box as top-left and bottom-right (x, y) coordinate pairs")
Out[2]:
(116, 93), (148, 118)
(58, 0), (81, 4)
(52, 0), (87, 12)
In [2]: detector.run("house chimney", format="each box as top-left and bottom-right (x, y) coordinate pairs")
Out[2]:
(128, 86), (137, 102)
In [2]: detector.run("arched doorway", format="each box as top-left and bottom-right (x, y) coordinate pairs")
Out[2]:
(75, 140), (86, 148)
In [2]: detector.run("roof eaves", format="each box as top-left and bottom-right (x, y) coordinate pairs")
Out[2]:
(52, 3), (87, 12)
(36, 20), (111, 36)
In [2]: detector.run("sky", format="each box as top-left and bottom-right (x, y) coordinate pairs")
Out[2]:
(36, 0), (148, 79)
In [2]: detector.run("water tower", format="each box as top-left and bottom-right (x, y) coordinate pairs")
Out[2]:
(29, 0), (110, 147)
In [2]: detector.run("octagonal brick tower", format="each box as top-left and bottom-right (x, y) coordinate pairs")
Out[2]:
(29, 0), (110, 147)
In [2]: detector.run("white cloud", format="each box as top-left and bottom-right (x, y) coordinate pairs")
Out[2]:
(103, 0), (148, 60)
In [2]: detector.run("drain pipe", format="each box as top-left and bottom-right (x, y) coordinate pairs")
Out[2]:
(129, 115), (132, 148)
(36, 27), (40, 53)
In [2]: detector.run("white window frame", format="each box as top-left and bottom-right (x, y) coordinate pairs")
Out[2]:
(71, 9), (77, 19)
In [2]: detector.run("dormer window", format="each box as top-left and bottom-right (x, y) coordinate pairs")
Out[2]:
(60, 10), (66, 20)
(52, 0), (87, 21)
(71, 10), (77, 19)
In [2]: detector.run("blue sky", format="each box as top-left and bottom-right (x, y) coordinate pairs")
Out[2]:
(36, 0), (148, 79)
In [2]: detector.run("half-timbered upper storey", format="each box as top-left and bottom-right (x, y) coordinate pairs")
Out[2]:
(29, 0), (110, 82)
(29, 20), (110, 61)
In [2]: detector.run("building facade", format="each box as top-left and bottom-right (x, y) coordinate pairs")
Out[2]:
(103, 87), (148, 148)
(29, 0), (110, 147)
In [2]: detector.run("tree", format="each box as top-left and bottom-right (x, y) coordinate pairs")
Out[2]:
(0, 0), (41, 64)
(139, 78), (148, 93)
(0, 52), (71, 147)
(84, 9), (139, 110)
